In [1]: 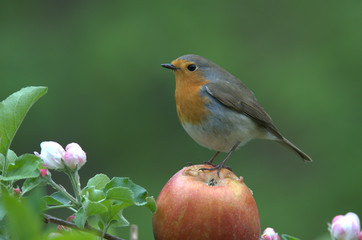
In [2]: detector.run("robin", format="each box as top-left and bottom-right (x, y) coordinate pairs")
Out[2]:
(162, 54), (312, 175)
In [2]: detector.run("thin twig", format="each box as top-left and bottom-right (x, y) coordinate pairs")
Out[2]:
(130, 224), (138, 240)
(43, 214), (124, 240)
(47, 178), (79, 207)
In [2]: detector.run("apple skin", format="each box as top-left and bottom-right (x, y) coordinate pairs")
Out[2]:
(152, 164), (260, 240)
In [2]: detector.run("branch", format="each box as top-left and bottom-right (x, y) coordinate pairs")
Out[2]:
(43, 214), (124, 240)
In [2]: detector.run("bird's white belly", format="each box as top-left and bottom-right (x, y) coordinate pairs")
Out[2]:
(182, 110), (270, 152)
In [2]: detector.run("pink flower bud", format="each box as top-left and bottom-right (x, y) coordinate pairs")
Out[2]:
(39, 168), (48, 177)
(331, 212), (361, 240)
(13, 188), (21, 195)
(67, 215), (75, 222)
(56, 225), (68, 232)
(358, 231), (362, 240)
(261, 227), (280, 240)
(63, 143), (86, 170)
(35, 141), (65, 169)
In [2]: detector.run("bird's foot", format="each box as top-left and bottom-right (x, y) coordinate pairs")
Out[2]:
(199, 164), (232, 177)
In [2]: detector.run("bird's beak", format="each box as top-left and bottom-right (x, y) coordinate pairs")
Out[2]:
(161, 63), (179, 70)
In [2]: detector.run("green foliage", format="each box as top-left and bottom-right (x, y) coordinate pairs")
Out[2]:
(0, 192), (95, 240)
(43, 192), (72, 206)
(0, 150), (17, 171)
(86, 173), (110, 189)
(282, 234), (301, 240)
(104, 177), (156, 209)
(0, 87), (156, 239)
(1, 193), (43, 240)
(22, 177), (45, 195)
(1, 154), (42, 181)
(47, 232), (96, 240)
(0, 86), (47, 157)
(0, 87), (46, 185)
(0, 87), (48, 239)
(77, 175), (156, 231)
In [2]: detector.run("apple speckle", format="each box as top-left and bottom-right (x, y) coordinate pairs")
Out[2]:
(207, 178), (217, 186)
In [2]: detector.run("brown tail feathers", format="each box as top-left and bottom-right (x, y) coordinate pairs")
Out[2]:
(280, 137), (312, 162)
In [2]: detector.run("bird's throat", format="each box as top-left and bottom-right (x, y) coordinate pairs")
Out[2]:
(175, 75), (210, 125)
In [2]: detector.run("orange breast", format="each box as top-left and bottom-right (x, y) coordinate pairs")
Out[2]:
(175, 73), (210, 125)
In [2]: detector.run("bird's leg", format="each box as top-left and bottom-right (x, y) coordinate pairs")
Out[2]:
(187, 151), (220, 166)
(199, 143), (239, 177)
(203, 151), (220, 166)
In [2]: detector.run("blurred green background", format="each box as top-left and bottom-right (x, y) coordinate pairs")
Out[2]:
(1, 1), (361, 239)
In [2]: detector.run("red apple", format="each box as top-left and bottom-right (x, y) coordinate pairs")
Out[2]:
(152, 164), (260, 240)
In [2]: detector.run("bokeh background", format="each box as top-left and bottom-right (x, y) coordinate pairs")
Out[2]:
(1, 1), (361, 239)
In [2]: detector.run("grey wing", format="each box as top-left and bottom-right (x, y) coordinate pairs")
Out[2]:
(205, 81), (283, 139)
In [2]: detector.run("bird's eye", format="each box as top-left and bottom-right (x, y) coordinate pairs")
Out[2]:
(187, 64), (197, 72)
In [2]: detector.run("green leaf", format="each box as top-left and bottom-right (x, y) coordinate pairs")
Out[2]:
(97, 200), (131, 229)
(109, 202), (130, 226)
(282, 234), (301, 240)
(0, 86), (47, 156)
(0, 202), (6, 221)
(22, 177), (44, 195)
(2, 193), (42, 240)
(46, 232), (95, 240)
(87, 186), (105, 202)
(86, 173), (110, 189)
(0, 154), (3, 171)
(74, 198), (108, 228)
(101, 202), (130, 228)
(109, 210), (129, 228)
(103, 177), (156, 213)
(1, 154), (42, 181)
(0, 154), (42, 181)
(110, 201), (131, 213)
(104, 177), (152, 206)
(84, 200), (108, 216)
(82, 174), (109, 201)
(145, 196), (156, 212)
(43, 192), (71, 206)
(5, 149), (17, 164)
(75, 207), (87, 228)
(106, 186), (134, 203)
(0, 150), (17, 170)
(97, 220), (104, 231)
(1, 150), (17, 175)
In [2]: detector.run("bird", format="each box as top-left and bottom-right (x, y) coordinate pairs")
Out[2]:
(161, 54), (312, 175)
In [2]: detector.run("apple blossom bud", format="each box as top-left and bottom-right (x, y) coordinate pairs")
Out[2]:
(261, 227), (280, 240)
(35, 141), (65, 169)
(39, 168), (48, 177)
(13, 188), (21, 195)
(67, 215), (75, 222)
(330, 212), (361, 240)
(63, 143), (86, 170)
(57, 225), (68, 232)
(359, 232), (362, 240)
